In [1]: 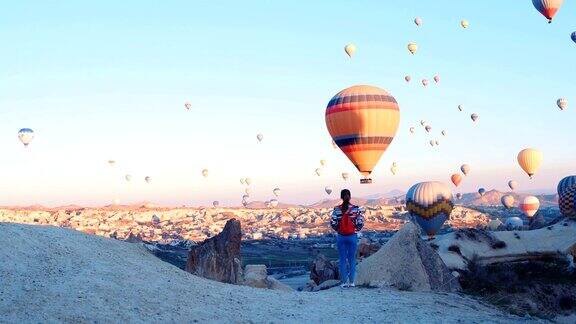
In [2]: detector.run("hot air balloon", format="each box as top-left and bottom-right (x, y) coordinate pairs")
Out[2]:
(202, 169), (209, 178)
(269, 199), (279, 208)
(344, 44), (356, 58)
(487, 219), (503, 231)
(433, 75), (440, 83)
(245, 187), (251, 196)
(435, 140), (440, 146)
(108, 160), (116, 167)
(409, 127), (415, 134)
(18, 128), (34, 147)
(405, 75), (411, 83)
(508, 180), (518, 191)
(458, 105), (464, 112)
(273, 188), (281, 197)
(461, 164), (470, 176)
(456, 193), (463, 200)
(429, 140), (435, 147)
(213, 201), (219, 208)
(478, 188), (486, 196)
(325, 85), (400, 184)
(557, 98), (568, 110)
(325, 187), (333, 195)
(559, 182), (576, 218)
(441, 130), (446, 136)
(460, 20), (469, 28)
(517, 148), (543, 179)
(125, 174), (132, 182)
(342, 172), (349, 181)
(532, 0), (564, 23)
(407, 43), (418, 54)
(315, 168), (322, 177)
(414, 17), (422, 26)
(519, 196), (540, 218)
(505, 217), (524, 228)
(390, 162), (398, 175)
(245, 178), (252, 186)
(320, 159), (327, 167)
(406, 181), (454, 237)
(240, 178), (246, 185)
(145, 176), (151, 183)
(256, 134), (263, 142)
(471, 113), (478, 122)
(501, 194), (515, 209)
(572, 32), (576, 43)
(558, 175), (576, 196)
(420, 120), (426, 126)
(184, 101), (192, 110)
(425, 125), (431, 133)
(422, 79), (429, 87)
(451, 174), (462, 187)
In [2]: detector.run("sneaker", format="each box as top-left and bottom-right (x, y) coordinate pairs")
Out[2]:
(349, 283), (355, 288)
(340, 281), (350, 288)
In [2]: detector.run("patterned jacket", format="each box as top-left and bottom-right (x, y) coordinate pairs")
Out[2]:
(330, 204), (365, 233)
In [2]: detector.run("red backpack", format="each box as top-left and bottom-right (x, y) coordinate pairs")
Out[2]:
(338, 206), (356, 235)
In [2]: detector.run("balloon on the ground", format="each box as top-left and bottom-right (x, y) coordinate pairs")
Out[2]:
(18, 128), (34, 147)
(557, 98), (568, 110)
(505, 217), (524, 228)
(501, 194), (515, 209)
(406, 181), (454, 237)
(202, 169), (209, 178)
(325, 187), (332, 195)
(325, 85), (400, 184)
(478, 188), (486, 196)
(344, 44), (356, 58)
(273, 188), (281, 197)
(405, 75), (411, 82)
(508, 180), (518, 191)
(460, 20), (469, 28)
(471, 113), (478, 122)
(487, 219), (503, 230)
(532, 0), (564, 23)
(407, 43), (418, 54)
(517, 148), (543, 178)
(451, 174), (462, 187)
(342, 172), (349, 181)
(422, 79), (429, 87)
(519, 196), (540, 218)
(256, 134), (263, 142)
(461, 164), (470, 176)
(414, 17), (422, 26)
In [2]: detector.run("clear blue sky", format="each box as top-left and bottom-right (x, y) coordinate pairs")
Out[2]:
(0, 1), (574, 206)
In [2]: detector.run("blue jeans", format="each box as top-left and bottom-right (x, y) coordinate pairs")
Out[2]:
(337, 234), (358, 284)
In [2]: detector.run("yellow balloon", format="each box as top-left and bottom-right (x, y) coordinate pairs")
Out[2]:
(517, 148), (543, 179)
(460, 20), (469, 29)
(344, 44), (356, 58)
(407, 43), (418, 55)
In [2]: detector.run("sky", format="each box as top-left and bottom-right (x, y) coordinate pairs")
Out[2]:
(0, 1), (574, 207)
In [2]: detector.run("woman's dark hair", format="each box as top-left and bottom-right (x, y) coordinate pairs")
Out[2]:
(341, 189), (351, 211)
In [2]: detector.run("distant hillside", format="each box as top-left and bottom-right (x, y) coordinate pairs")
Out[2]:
(457, 189), (558, 207)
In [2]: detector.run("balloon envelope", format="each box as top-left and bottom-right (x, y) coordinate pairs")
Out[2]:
(184, 101), (192, 110)
(451, 174), (462, 187)
(461, 164), (470, 176)
(487, 219), (503, 231)
(409, 127), (415, 134)
(460, 20), (469, 28)
(471, 113), (478, 122)
(433, 75), (440, 83)
(405, 75), (411, 82)
(342, 172), (349, 180)
(505, 217), (524, 228)
(325, 85), (400, 181)
(422, 79), (429, 87)
(414, 17), (422, 26)
(501, 194), (515, 209)
(406, 181), (453, 237)
(18, 128), (34, 147)
(425, 125), (431, 133)
(572, 32), (576, 43)
(508, 180), (518, 191)
(559, 185), (576, 218)
(344, 44), (356, 58)
(202, 169), (209, 177)
(273, 188), (281, 197)
(325, 187), (333, 195)
(519, 196), (540, 218)
(407, 43), (418, 54)
(478, 188), (486, 196)
(213, 201), (219, 208)
(532, 0), (564, 23)
(125, 175), (132, 182)
(256, 134), (263, 142)
(557, 98), (568, 110)
(458, 105), (464, 112)
(145, 176), (151, 183)
(517, 148), (543, 178)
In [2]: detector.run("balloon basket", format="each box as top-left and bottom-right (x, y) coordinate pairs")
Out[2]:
(360, 178), (372, 184)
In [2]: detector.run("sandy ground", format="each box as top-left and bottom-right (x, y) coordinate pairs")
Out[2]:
(0, 223), (536, 323)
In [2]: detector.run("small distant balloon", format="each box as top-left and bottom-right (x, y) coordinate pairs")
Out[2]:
(245, 187), (251, 195)
(441, 130), (446, 136)
(572, 32), (576, 43)
(108, 160), (116, 167)
(508, 180), (518, 191)
(433, 75), (440, 83)
(420, 120), (426, 126)
(414, 17), (422, 26)
(435, 140), (439, 146)
(405, 75), (411, 83)
(269, 199), (279, 208)
(315, 168), (322, 177)
(320, 159), (327, 167)
(409, 127), (415, 134)
(451, 174), (462, 187)
(429, 140), (435, 147)
(125, 174), (132, 182)
(460, 20), (469, 28)
(390, 163), (398, 175)
(145, 176), (151, 183)
(18, 128), (34, 147)
(325, 187), (333, 195)
(344, 43), (356, 58)
(458, 105), (464, 112)
(213, 201), (219, 208)
(501, 195), (515, 209)
(342, 172), (349, 181)
(557, 98), (568, 110)
(245, 178), (252, 186)
(422, 79), (429, 87)
(184, 101), (192, 110)
(407, 42), (418, 55)
(425, 125), (432, 133)
(240, 178), (246, 185)
(273, 188), (281, 197)
(471, 113), (479, 122)
(461, 164), (470, 176)
(478, 188), (486, 196)
(256, 134), (263, 142)
(202, 169), (209, 178)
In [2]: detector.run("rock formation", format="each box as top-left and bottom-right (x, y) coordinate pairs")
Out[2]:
(185, 219), (242, 284)
(356, 222), (460, 292)
(242, 264), (293, 291)
(357, 237), (381, 259)
(310, 253), (339, 285)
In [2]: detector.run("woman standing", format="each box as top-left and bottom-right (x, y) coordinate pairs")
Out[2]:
(330, 189), (365, 288)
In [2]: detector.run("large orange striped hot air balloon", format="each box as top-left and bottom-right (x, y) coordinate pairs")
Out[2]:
(325, 85), (400, 184)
